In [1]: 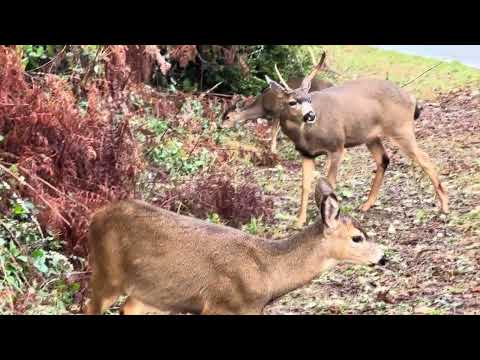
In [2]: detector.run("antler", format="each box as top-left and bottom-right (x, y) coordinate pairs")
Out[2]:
(274, 63), (292, 91)
(310, 48), (341, 78)
(301, 51), (327, 91)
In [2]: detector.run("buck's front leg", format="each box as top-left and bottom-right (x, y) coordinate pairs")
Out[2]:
(297, 157), (315, 227)
(326, 149), (345, 189)
(325, 148), (346, 177)
(270, 118), (281, 154)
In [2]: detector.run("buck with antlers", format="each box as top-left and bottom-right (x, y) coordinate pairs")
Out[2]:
(84, 178), (386, 315)
(262, 51), (448, 227)
(223, 51), (334, 154)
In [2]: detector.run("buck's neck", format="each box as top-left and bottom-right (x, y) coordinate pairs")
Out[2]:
(259, 222), (336, 300)
(279, 105), (336, 158)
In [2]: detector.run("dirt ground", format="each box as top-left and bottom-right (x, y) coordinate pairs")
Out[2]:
(257, 88), (480, 315)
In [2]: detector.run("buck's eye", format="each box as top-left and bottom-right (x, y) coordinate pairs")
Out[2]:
(288, 100), (297, 106)
(352, 235), (363, 243)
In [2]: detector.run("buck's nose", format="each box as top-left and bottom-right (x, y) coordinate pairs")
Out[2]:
(378, 256), (387, 266)
(303, 111), (316, 123)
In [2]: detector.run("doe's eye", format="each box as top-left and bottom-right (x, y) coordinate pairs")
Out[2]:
(288, 100), (297, 106)
(352, 235), (363, 243)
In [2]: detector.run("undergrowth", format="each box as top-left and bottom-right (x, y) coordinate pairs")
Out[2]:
(0, 175), (81, 314)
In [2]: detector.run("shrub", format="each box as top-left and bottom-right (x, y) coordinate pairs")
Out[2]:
(158, 167), (273, 228)
(166, 45), (317, 95)
(0, 177), (80, 314)
(0, 45), (143, 257)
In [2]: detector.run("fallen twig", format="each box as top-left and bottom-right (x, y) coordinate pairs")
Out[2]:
(204, 92), (234, 98)
(199, 81), (224, 99)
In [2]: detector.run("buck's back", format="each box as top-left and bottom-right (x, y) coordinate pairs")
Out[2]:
(283, 79), (415, 151)
(313, 78), (413, 108)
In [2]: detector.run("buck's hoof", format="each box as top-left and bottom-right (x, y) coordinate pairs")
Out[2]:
(360, 203), (372, 212)
(295, 223), (304, 229)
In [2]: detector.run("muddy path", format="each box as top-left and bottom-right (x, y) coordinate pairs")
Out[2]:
(257, 89), (480, 315)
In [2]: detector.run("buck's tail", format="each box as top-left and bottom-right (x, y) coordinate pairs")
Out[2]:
(414, 100), (423, 120)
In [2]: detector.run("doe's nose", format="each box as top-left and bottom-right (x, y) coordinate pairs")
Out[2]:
(303, 111), (316, 123)
(378, 256), (387, 266)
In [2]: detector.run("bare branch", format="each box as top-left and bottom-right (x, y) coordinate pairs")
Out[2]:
(401, 61), (442, 88)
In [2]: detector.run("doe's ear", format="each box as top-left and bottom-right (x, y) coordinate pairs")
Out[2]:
(265, 75), (287, 93)
(315, 178), (340, 228)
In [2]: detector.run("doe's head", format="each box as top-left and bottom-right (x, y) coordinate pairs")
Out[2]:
(314, 178), (386, 267)
(221, 99), (246, 129)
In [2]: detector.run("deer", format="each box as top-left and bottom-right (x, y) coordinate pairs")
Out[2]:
(83, 178), (386, 315)
(261, 51), (449, 227)
(222, 77), (333, 154)
(222, 49), (334, 154)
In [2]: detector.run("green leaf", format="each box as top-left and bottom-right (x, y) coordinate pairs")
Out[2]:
(9, 164), (18, 175)
(32, 248), (45, 260)
(32, 249), (48, 273)
(338, 187), (354, 199)
(34, 261), (49, 274)
(46, 45), (56, 57)
(9, 242), (20, 257)
(13, 203), (26, 215)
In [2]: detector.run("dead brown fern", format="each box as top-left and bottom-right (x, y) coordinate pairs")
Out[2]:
(0, 46), (144, 257)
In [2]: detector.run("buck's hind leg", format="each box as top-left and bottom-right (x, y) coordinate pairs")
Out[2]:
(392, 131), (449, 213)
(361, 139), (389, 212)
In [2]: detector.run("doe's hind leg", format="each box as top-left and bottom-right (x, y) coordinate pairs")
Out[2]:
(120, 297), (168, 315)
(84, 274), (121, 315)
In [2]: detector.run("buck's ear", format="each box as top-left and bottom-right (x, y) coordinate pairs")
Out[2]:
(315, 178), (340, 228)
(265, 76), (286, 93)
